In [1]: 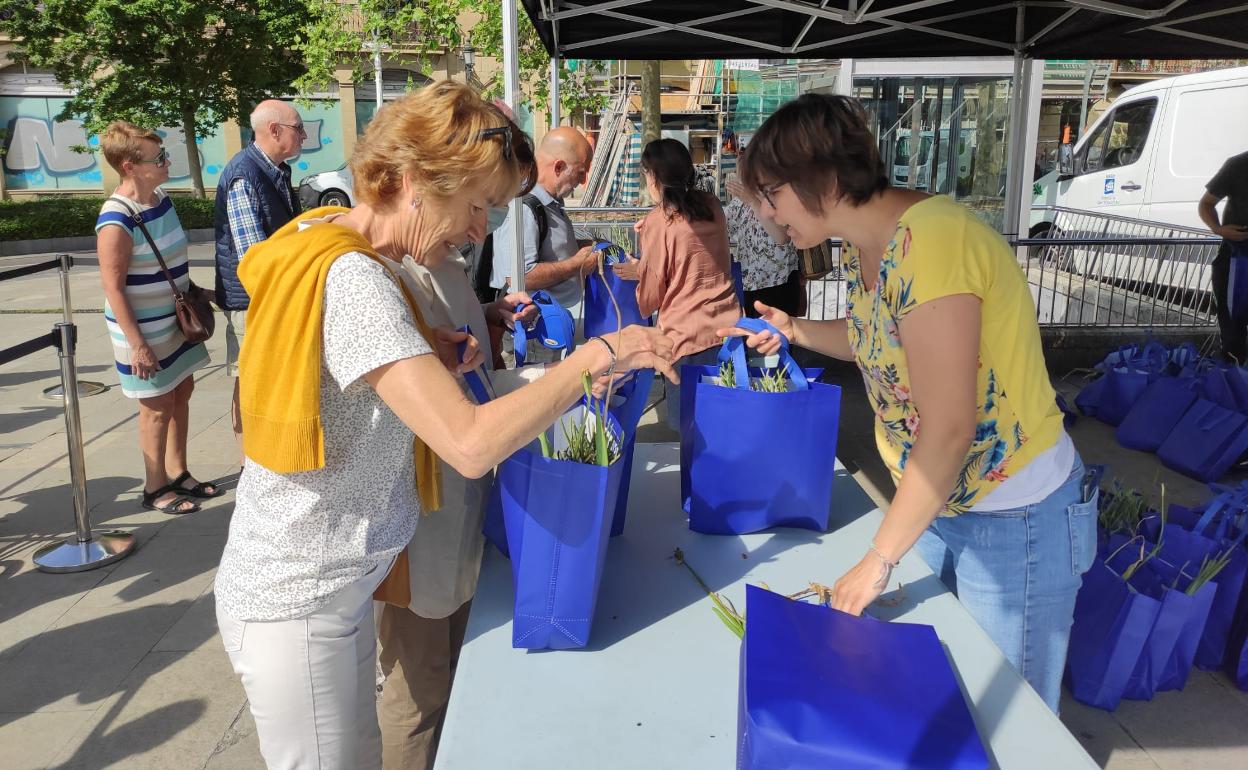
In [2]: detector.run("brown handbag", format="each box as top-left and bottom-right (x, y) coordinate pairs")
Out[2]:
(797, 238), (840, 281)
(111, 196), (216, 343)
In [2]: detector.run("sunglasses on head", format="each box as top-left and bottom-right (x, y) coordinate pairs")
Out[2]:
(136, 148), (170, 165)
(478, 125), (515, 161)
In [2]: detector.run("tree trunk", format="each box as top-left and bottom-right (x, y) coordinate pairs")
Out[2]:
(972, 81), (1001, 199)
(640, 60), (661, 146)
(182, 106), (206, 199)
(640, 61), (662, 205)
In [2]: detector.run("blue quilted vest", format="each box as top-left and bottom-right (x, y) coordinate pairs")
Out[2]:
(214, 144), (299, 310)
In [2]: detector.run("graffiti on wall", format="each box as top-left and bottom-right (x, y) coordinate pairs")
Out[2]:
(1, 96), (346, 191)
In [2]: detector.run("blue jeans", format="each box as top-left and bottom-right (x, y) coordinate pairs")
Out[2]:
(916, 457), (1098, 713)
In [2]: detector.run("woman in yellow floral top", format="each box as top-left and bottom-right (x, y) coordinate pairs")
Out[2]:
(727, 94), (1095, 713)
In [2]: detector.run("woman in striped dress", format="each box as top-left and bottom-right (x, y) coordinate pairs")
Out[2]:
(95, 122), (216, 514)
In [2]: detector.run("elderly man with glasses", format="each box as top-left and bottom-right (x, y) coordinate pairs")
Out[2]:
(213, 99), (305, 470)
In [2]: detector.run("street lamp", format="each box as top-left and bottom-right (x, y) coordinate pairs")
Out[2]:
(462, 36), (476, 82)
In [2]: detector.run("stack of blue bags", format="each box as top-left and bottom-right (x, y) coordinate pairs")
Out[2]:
(1066, 481), (1248, 710)
(1076, 342), (1248, 482)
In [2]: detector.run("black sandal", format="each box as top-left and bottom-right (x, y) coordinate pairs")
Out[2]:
(141, 486), (201, 515)
(168, 470), (223, 499)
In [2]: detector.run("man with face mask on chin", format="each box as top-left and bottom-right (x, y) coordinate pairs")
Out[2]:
(489, 126), (600, 364)
(213, 99), (305, 471)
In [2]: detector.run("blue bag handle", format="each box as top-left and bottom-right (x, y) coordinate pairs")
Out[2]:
(716, 317), (810, 391)
(513, 290), (575, 366)
(593, 240), (627, 265)
(456, 324), (494, 404)
(1199, 480), (1248, 540)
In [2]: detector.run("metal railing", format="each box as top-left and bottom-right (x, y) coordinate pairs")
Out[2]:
(567, 204), (1223, 331)
(1020, 206), (1221, 329)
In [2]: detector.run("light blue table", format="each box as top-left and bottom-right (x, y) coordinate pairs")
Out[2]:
(434, 443), (1098, 770)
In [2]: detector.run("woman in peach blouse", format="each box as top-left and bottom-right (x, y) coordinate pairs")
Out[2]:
(614, 138), (739, 429)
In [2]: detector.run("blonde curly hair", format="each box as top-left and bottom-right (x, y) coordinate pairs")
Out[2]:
(350, 80), (535, 208)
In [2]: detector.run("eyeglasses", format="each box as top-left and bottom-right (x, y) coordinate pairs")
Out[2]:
(136, 148), (170, 166)
(277, 122), (307, 138)
(759, 181), (789, 209)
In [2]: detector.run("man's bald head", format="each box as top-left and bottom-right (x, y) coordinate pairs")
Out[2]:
(536, 126), (593, 199)
(250, 99), (304, 164)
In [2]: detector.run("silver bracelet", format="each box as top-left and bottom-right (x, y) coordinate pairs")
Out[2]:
(869, 542), (900, 568)
(869, 543), (898, 590)
(588, 335), (617, 375)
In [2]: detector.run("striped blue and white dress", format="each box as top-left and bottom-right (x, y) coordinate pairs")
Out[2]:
(96, 192), (209, 399)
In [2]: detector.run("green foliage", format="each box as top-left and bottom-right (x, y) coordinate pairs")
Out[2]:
(295, 0), (464, 97)
(0, 0), (309, 197)
(537, 372), (621, 466)
(0, 196), (215, 242)
(716, 358), (790, 393)
(460, 1), (609, 122)
(1098, 481), (1150, 536)
(1184, 550), (1235, 596)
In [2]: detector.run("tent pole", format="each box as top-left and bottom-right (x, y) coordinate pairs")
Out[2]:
(551, 57), (562, 128)
(503, 0), (525, 294)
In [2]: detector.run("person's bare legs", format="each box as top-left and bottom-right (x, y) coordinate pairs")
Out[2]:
(164, 375), (193, 478)
(165, 376), (217, 496)
(138, 389), (194, 511)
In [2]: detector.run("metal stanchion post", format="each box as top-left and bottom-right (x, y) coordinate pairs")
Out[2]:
(42, 253), (107, 401)
(33, 322), (135, 573)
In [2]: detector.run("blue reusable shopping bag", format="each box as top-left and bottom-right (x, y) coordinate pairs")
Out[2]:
(1065, 557), (1163, 711)
(495, 405), (625, 650)
(513, 290), (575, 365)
(1075, 376), (1106, 418)
(587, 369), (655, 537)
(1228, 243), (1248, 325)
(1145, 557), (1217, 693)
(737, 586), (988, 770)
(1154, 493), (1248, 671)
(1089, 535), (1204, 702)
(1115, 376), (1198, 452)
(1157, 398), (1248, 482)
(583, 241), (650, 338)
(1097, 342), (1168, 426)
(680, 318), (839, 535)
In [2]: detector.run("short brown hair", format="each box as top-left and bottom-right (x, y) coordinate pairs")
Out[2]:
(350, 80), (535, 209)
(99, 121), (162, 174)
(740, 94), (888, 213)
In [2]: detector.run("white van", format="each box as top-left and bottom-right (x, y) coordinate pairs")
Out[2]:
(1040, 66), (1248, 233)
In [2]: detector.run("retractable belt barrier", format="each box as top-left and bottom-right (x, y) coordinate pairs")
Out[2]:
(1, 254), (135, 572)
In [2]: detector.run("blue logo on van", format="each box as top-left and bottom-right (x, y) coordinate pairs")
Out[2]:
(1104, 177), (1115, 195)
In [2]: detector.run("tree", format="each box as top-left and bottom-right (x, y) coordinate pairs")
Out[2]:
(458, 1), (609, 126)
(1, 0), (309, 197)
(295, 0), (464, 100)
(297, 1), (608, 128)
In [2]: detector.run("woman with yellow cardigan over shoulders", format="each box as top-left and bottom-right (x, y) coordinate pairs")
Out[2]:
(213, 82), (677, 770)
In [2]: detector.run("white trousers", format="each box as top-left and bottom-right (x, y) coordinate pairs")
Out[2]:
(216, 564), (388, 770)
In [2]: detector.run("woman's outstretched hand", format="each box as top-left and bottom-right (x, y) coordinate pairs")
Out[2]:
(715, 301), (795, 357)
(603, 325), (678, 383)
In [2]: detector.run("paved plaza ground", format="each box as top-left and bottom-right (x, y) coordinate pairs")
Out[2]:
(1, 245), (1245, 769)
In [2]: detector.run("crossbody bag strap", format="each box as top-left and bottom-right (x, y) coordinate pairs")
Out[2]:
(109, 196), (183, 298)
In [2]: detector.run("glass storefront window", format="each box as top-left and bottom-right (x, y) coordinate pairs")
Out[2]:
(850, 75), (1016, 230)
